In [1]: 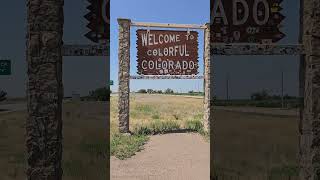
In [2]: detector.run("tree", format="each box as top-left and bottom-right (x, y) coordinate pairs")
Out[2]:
(147, 89), (154, 94)
(137, 89), (147, 93)
(0, 91), (7, 102)
(157, 90), (163, 94)
(250, 89), (269, 101)
(165, 88), (174, 94)
(89, 87), (111, 101)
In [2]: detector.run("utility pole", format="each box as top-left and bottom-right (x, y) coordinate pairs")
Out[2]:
(226, 73), (230, 102)
(281, 69), (284, 109)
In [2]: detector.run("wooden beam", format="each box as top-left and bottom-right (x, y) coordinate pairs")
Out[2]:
(62, 44), (109, 56)
(131, 21), (206, 29)
(130, 75), (204, 80)
(211, 44), (304, 55)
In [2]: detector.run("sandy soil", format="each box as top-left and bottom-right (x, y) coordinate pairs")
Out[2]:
(111, 133), (210, 180)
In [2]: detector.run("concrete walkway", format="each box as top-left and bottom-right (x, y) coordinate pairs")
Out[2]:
(111, 133), (210, 180)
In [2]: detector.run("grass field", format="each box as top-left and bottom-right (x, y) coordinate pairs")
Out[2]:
(110, 94), (206, 159)
(213, 108), (299, 179)
(111, 94), (299, 179)
(0, 94), (299, 179)
(0, 101), (108, 180)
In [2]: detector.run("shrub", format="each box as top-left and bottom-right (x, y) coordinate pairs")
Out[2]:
(185, 120), (204, 133)
(89, 87), (110, 101)
(137, 89), (147, 93)
(165, 88), (174, 94)
(147, 89), (154, 94)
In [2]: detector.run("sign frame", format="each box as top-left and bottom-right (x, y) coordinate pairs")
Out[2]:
(117, 19), (212, 135)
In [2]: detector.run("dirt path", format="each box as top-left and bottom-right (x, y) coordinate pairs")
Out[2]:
(111, 133), (210, 180)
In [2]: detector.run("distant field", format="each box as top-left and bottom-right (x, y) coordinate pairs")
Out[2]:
(111, 94), (299, 179)
(110, 93), (204, 135)
(0, 94), (299, 179)
(0, 101), (108, 180)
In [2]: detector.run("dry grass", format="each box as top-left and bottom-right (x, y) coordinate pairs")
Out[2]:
(110, 94), (204, 136)
(0, 101), (108, 180)
(0, 94), (299, 179)
(213, 109), (299, 179)
(111, 94), (299, 179)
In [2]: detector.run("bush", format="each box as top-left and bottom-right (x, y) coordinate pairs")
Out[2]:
(137, 89), (147, 93)
(147, 89), (154, 94)
(185, 120), (204, 133)
(89, 87), (110, 101)
(250, 89), (269, 101)
(165, 88), (174, 94)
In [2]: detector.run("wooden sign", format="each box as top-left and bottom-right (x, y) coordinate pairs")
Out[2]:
(211, 0), (285, 43)
(84, 0), (110, 43)
(136, 29), (199, 75)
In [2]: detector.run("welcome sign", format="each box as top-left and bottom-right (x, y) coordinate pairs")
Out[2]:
(211, 0), (285, 43)
(136, 29), (199, 75)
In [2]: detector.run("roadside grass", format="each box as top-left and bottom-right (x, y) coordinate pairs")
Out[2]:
(110, 94), (206, 160)
(0, 94), (300, 179)
(213, 164), (299, 180)
(110, 134), (149, 160)
(111, 119), (204, 160)
(111, 94), (299, 178)
(0, 101), (109, 179)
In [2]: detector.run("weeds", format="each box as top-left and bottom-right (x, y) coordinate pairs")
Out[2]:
(133, 120), (180, 135)
(110, 134), (149, 160)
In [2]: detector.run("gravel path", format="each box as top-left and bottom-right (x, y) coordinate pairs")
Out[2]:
(111, 133), (210, 180)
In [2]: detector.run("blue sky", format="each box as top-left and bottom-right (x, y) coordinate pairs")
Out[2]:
(110, 0), (210, 93)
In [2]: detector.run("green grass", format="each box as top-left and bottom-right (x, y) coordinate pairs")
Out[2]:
(134, 120), (180, 135)
(185, 119), (203, 132)
(110, 134), (149, 160)
(111, 120), (200, 160)
(135, 104), (155, 114)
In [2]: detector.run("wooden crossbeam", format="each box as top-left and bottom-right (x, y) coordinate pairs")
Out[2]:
(130, 75), (204, 80)
(211, 44), (304, 55)
(131, 21), (206, 29)
(62, 44), (109, 56)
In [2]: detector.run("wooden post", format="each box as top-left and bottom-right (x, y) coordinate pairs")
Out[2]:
(203, 23), (212, 132)
(26, 0), (64, 179)
(118, 18), (131, 133)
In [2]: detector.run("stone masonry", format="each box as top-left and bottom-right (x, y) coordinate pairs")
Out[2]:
(118, 18), (131, 133)
(300, 0), (320, 179)
(26, 0), (64, 179)
(203, 23), (212, 133)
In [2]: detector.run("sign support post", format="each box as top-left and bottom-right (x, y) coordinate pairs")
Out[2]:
(26, 0), (64, 179)
(299, 0), (320, 179)
(203, 23), (212, 132)
(118, 18), (131, 133)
